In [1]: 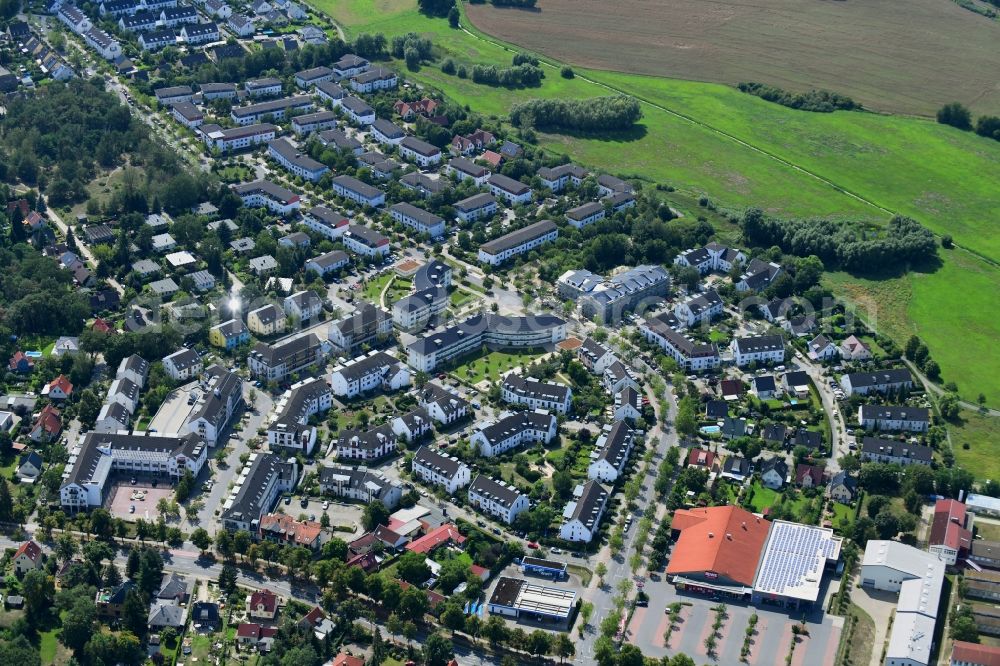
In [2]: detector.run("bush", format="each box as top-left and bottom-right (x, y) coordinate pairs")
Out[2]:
(937, 102), (973, 130)
(441, 58), (456, 75)
(975, 115), (1000, 141)
(471, 63), (544, 88)
(457, 65), (467, 79)
(560, 66), (574, 79)
(941, 234), (953, 248)
(738, 82), (859, 112)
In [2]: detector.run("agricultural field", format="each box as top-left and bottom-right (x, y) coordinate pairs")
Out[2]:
(312, 0), (1000, 408)
(465, 0), (1000, 116)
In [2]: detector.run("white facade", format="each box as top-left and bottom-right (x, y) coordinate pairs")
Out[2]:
(411, 446), (471, 495)
(731, 336), (786, 367)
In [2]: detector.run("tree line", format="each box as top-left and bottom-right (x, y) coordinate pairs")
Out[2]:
(470, 63), (544, 88)
(740, 208), (938, 273)
(509, 95), (643, 132)
(737, 82), (860, 112)
(937, 102), (1000, 142)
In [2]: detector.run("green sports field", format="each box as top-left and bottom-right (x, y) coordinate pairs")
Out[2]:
(308, 1), (1000, 411)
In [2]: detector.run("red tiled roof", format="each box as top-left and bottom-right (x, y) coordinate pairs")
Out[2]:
(666, 506), (770, 587)
(249, 589), (277, 612)
(34, 404), (62, 436)
(259, 513), (323, 547)
(687, 449), (716, 468)
(301, 605), (325, 627)
(46, 374), (73, 396)
(237, 622), (262, 639)
(333, 653), (365, 666)
(14, 540), (42, 563)
(930, 498), (972, 553)
(720, 379), (744, 396)
(92, 318), (114, 334)
(8, 351), (33, 370)
(374, 524), (404, 546)
(405, 523), (465, 555)
(481, 150), (503, 168)
(952, 640), (1000, 666)
(795, 464), (825, 486)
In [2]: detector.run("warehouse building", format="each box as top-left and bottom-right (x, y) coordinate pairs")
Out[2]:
(487, 577), (576, 627)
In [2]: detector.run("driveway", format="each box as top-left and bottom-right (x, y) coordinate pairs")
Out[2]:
(851, 581), (899, 666)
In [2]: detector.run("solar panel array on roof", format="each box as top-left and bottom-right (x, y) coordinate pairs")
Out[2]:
(753, 521), (841, 601)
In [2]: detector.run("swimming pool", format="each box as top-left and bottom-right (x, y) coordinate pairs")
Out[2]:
(700, 425), (721, 435)
(24, 351), (42, 358)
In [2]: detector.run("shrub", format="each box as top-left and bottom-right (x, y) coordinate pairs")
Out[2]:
(937, 102), (973, 130)
(561, 66), (574, 79)
(738, 82), (859, 112)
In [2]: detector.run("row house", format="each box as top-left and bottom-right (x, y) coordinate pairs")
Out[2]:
(470, 410), (558, 457)
(411, 446), (471, 494)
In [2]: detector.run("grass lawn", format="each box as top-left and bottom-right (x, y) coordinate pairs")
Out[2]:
(831, 502), (855, 532)
(449, 288), (478, 308)
(748, 482), (780, 512)
(951, 409), (1000, 482)
(361, 273), (395, 304)
(975, 520), (1000, 542)
(452, 349), (546, 384)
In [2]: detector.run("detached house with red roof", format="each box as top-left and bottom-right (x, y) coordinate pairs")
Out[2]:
(42, 374), (73, 400)
(929, 498), (973, 566)
(951, 640), (1000, 666)
(30, 404), (62, 443)
(795, 464), (825, 489)
(13, 540), (43, 576)
(8, 351), (34, 374)
(687, 448), (717, 471)
(248, 589), (279, 620)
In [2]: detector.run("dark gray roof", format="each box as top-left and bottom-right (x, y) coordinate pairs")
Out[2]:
(501, 374), (570, 404)
(844, 368), (913, 389)
(488, 173), (530, 195)
(399, 135), (439, 157)
(593, 421), (634, 469)
(344, 224), (388, 248)
(477, 410), (555, 445)
(372, 118), (404, 139)
(188, 366), (243, 428)
(734, 335), (784, 354)
(414, 260), (451, 291)
(333, 351), (400, 384)
(449, 157), (487, 178)
(407, 313), (565, 356)
(390, 202), (443, 228)
(335, 423), (395, 453)
(859, 405), (930, 423)
(861, 436), (932, 461)
(63, 432), (205, 488)
(567, 480), (609, 530)
(165, 347), (200, 371)
(231, 95), (312, 119)
(455, 193), (496, 213)
(272, 377), (328, 430)
(469, 474), (524, 508)
(333, 175), (383, 200)
(480, 219), (557, 255)
(222, 453), (296, 525)
(250, 333), (321, 367)
(413, 445), (466, 479)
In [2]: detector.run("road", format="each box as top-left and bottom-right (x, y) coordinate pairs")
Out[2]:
(795, 355), (850, 474)
(45, 204), (126, 295)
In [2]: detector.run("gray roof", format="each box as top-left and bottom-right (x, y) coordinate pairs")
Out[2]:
(413, 445), (466, 480)
(223, 453), (296, 525)
(408, 313), (565, 356)
(233, 179), (298, 204)
(165, 347), (201, 371)
(333, 351), (400, 384)
(372, 118), (404, 139)
(335, 423), (395, 453)
(272, 377), (327, 430)
(414, 260), (451, 291)
(566, 480), (609, 530)
(844, 368), (913, 389)
(249, 333), (321, 368)
(63, 432), (205, 488)
(488, 173), (530, 195)
(476, 410), (555, 445)
(501, 374), (570, 404)
(231, 95), (312, 120)
(734, 334), (784, 354)
(344, 224), (388, 248)
(859, 406), (930, 423)
(449, 157), (487, 178)
(333, 175), (383, 200)
(593, 421), (634, 469)
(480, 219), (557, 255)
(318, 464), (399, 503)
(148, 602), (186, 628)
(399, 135), (439, 157)
(390, 202), (443, 228)
(454, 193), (496, 213)
(470, 474), (524, 509)
(188, 365), (243, 428)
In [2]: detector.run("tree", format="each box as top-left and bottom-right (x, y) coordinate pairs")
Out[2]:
(595, 561), (608, 585)
(952, 614), (980, 642)
(61, 594), (97, 652)
(447, 5), (459, 27)
(561, 66), (574, 79)
(362, 500), (391, 531)
(372, 628), (387, 665)
(527, 629), (551, 656)
(937, 102), (972, 131)
(423, 632), (453, 666)
(675, 396), (697, 437)
(56, 533), (77, 563)
(398, 584), (429, 622)
(191, 527), (212, 553)
(397, 550), (432, 586)
(873, 510), (900, 539)
(89, 508), (114, 540)
(552, 633), (575, 663)
(218, 563), (238, 595)
(122, 588), (148, 638)
(22, 569), (54, 621)
(441, 603), (466, 635)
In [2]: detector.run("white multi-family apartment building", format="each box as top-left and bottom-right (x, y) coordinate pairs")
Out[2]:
(500, 374), (572, 414)
(731, 335), (786, 367)
(329, 351), (410, 398)
(389, 202), (446, 239)
(477, 219), (558, 266)
(468, 475), (529, 525)
(411, 446), (471, 494)
(470, 410), (557, 457)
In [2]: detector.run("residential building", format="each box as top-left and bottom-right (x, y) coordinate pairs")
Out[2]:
(180, 22), (219, 44)
(283, 291), (323, 322)
(327, 303), (392, 355)
(406, 313), (567, 373)
(304, 250), (350, 276)
(731, 335), (786, 367)
(83, 28), (123, 60)
(470, 410), (557, 457)
(249, 255), (278, 276)
(183, 366), (243, 446)
(331, 175), (386, 208)
(559, 480), (610, 542)
(577, 337), (616, 375)
(447, 157), (490, 185)
(488, 174), (532, 205)
(371, 118), (405, 145)
(201, 122), (277, 153)
(392, 287), (448, 331)
(330, 351), (409, 398)
(760, 458), (788, 489)
(162, 348), (202, 380)
(454, 193), (498, 223)
(417, 382), (470, 425)
(159, 6), (198, 27)
(303, 206), (348, 240)
(295, 66), (334, 89)
(840, 335), (873, 361)
(291, 110), (337, 136)
(468, 475), (529, 525)
(860, 436), (933, 465)
(929, 498), (973, 566)
(259, 513), (328, 550)
(221, 452), (298, 531)
(210, 319), (250, 350)
(603, 360), (639, 394)
(230, 95), (313, 125)
(736, 258), (783, 292)
(478, 219), (558, 266)
(411, 446), (471, 494)
(389, 202), (446, 239)
(318, 465), (402, 509)
(247, 334), (325, 382)
(565, 201), (605, 229)
(61, 432), (207, 510)
(341, 96), (375, 124)
(171, 101), (204, 128)
(13, 541), (43, 576)
(343, 224), (390, 257)
(673, 243), (746, 275)
(398, 136), (441, 166)
(559, 265), (670, 324)
(267, 377), (331, 456)
(391, 407), (433, 444)
(154, 85), (193, 106)
(232, 180), (300, 215)
(673, 290), (724, 328)
(828, 471), (858, 503)
(841, 368), (914, 396)
(538, 163), (588, 192)
(587, 421), (635, 483)
(267, 137), (329, 181)
(349, 67), (397, 93)
(859, 405), (931, 433)
(500, 373), (572, 414)
(226, 13), (255, 36)
(614, 386), (643, 422)
(30, 404), (62, 442)
(334, 423), (397, 461)
(247, 304), (287, 336)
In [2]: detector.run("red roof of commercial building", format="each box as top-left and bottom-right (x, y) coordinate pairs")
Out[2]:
(952, 640), (1000, 666)
(666, 506), (770, 587)
(930, 498), (972, 553)
(405, 523), (465, 555)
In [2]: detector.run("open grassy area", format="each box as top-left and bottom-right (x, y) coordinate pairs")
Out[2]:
(449, 288), (478, 309)
(951, 409), (1000, 483)
(451, 348), (547, 384)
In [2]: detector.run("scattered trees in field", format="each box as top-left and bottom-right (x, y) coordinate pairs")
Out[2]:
(937, 102), (1000, 142)
(470, 63), (544, 88)
(737, 82), (860, 112)
(509, 95), (642, 132)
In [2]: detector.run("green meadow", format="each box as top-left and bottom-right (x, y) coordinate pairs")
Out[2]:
(309, 1), (1000, 413)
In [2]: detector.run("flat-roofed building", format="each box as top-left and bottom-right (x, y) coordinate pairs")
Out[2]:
(487, 577), (576, 627)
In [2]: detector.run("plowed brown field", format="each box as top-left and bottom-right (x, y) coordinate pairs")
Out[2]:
(465, 0), (1000, 116)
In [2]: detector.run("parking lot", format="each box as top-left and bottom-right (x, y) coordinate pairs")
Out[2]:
(282, 495), (365, 534)
(107, 482), (175, 521)
(625, 580), (844, 664)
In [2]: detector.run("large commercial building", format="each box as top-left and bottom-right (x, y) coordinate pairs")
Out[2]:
(861, 540), (945, 666)
(406, 313), (567, 373)
(487, 577), (576, 627)
(666, 506), (842, 610)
